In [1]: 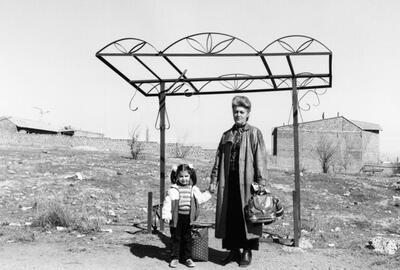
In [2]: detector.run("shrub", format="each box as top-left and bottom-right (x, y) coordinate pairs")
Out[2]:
(32, 201), (74, 228)
(129, 126), (143, 159)
(174, 143), (193, 158)
(32, 200), (102, 234)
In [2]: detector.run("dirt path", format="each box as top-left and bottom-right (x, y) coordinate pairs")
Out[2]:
(0, 228), (392, 270)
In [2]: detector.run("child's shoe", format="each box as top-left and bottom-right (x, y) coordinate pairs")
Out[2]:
(185, 259), (196, 267)
(169, 259), (179, 268)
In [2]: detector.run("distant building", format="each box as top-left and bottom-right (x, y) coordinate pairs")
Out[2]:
(67, 129), (104, 138)
(271, 116), (382, 173)
(0, 116), (104, 138)
(0, 116), (60, 135)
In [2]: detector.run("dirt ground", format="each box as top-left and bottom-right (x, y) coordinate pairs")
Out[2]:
(1, 145), (400, 269)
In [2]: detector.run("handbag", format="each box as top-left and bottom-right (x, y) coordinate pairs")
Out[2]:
(245, 184), (284, 224)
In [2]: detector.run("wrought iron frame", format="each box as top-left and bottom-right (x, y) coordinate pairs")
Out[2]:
(96, 32), (332, 97)
(96, 32), (333, 247)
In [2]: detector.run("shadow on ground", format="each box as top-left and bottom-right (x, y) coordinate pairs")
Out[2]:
(125, 230), (227, 265)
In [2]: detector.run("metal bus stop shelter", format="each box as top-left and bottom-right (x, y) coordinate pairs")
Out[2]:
(96, 32), (332, 247)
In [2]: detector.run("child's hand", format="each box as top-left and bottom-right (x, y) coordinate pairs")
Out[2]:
(163, 218), (170, 224)
(208, 182), (216, 194)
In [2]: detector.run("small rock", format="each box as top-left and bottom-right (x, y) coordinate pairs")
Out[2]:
(299, 238), (313, 249)
(393, 196), (400, 207)
(9, 222), (21, 227)
(367, 236), (400, 255)
(117, 171), (123, 175)
(24, 222), (32, 226)
(393, 181), (400, 190)
(108, 210), (116, 217)
(328, 243), (335, 247)
(75, 172), (83, 181)
(56, 226), (67, 231)
(89, 194), (97, 199)
(101, 228), (113, 233)
(343, 192), (351, 196)
(90, 236), (97, 241)
(76, 234), (85, 238)
(334, 227), (341, 232)
(20, 206), (32, 211)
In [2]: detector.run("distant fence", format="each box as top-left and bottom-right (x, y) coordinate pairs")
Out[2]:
(0, 132), (215, 159)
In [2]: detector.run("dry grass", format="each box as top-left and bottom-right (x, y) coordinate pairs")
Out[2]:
(32, 199), (102, 234)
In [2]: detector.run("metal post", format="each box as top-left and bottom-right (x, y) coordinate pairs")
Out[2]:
(292, 77), (301, 247)
(159, 82), (166, 231)
(147, 192), (153, 233)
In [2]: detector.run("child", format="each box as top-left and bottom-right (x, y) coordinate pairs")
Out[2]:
(162, 164), (211, 268)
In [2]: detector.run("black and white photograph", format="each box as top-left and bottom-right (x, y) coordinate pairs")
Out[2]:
(1, 0), (400, 269)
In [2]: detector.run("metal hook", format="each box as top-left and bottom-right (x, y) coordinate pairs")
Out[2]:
(129, 89), (139, 112)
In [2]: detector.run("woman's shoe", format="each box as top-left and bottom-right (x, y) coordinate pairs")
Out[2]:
(239, 249), (252, 267)
(221, 249), (240, 265)
(185, 259), (196, 267)
(169, 259), (179, 268)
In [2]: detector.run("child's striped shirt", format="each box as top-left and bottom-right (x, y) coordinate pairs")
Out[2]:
(178, 185), (192, 215)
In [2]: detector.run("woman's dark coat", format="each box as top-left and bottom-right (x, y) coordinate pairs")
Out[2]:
(211, 123), (269, 239)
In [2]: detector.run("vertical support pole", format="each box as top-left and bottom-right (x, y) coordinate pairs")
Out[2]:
(159, 82), (166, 231)
(291, 77), (301, 247)
(147, 192), (153, 233)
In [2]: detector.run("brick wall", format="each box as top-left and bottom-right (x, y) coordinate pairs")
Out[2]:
(273, 117), (379, 173)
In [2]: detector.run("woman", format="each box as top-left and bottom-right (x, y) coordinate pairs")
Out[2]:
(209, 95), (269, 267)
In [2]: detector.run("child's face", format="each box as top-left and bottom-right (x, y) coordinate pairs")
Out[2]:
(177, 170), (191, 186)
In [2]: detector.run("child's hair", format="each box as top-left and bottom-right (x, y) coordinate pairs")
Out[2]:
(170, 164), (197, 185)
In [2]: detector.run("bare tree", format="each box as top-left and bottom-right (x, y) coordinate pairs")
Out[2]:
(174, 132), (193, 158)
(316, 135), (338, 173)
(129, 126), (142, 160)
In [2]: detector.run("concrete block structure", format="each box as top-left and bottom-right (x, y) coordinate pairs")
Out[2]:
(271, 116), (382, 173)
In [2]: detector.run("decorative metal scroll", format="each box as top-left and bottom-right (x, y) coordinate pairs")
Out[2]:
(287, 73), (329, 124)
(96, 32), (332, 97)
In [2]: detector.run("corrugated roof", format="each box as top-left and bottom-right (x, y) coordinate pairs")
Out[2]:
(348, 119), (382, 131)
(0, 116), (61, 132)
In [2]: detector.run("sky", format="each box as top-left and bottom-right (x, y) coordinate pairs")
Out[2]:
(1, 0), (400, 159)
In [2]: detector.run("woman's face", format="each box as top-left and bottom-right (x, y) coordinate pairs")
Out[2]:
(232, 106), (249, 126)
(177, 170), (191, 186)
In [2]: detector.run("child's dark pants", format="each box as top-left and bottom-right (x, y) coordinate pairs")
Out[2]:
(170, 214), (192, 261)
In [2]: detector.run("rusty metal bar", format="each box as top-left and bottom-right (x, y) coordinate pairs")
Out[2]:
(291, 77), (301, 247)
(96, 55), (148, 96)
(133, 56), (162, 81)
(129, 73), (330, 84)
(97, 52), (332, 57)
(147, 191), (153, 233)
(260, 55), (277, 89)
(162, 56), (200, 92)
(159, 83), (166, 231)
(144, 84), (329, 97)
(286, 56), (295, 77)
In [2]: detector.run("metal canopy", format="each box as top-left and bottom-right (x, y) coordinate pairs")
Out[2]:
(96, 32), (332, 97)
(96, 32), (333, 247)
